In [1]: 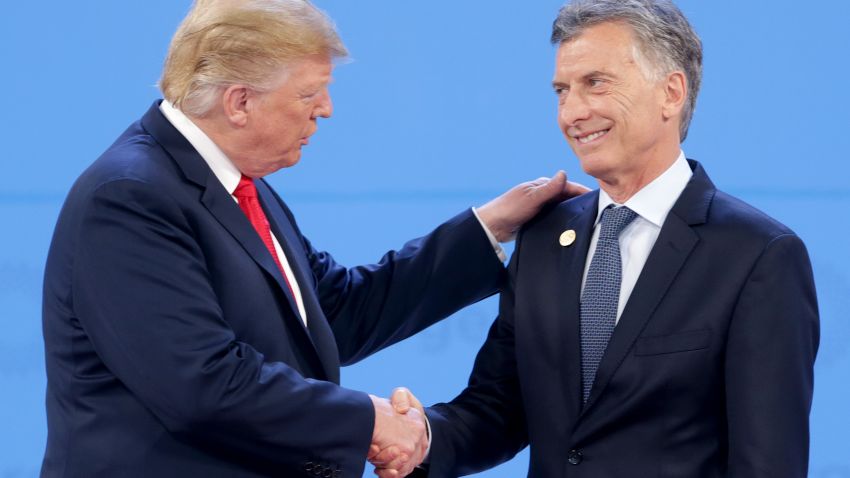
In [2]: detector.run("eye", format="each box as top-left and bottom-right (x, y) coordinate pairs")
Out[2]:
(588, 78), (605, 88)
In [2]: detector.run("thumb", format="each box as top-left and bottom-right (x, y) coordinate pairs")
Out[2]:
(533, 171), (570, 207)
(390, 387), (412, 414)
(367, 444), (381, 460)
(533, 170), (568, 202)
(564, 179), (592, 198)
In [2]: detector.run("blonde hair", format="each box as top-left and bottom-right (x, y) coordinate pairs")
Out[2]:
(159, 0), (348, 117)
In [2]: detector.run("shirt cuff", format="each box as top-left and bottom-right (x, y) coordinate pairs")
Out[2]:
(420, 412), (432, 465)
(472, 207), (508, 262)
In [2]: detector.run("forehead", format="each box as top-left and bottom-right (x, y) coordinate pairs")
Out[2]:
(285, 54), (334, 87)
(554, 21), (641, 79)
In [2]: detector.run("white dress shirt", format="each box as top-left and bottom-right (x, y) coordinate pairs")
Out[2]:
(580, 152), (692, 324)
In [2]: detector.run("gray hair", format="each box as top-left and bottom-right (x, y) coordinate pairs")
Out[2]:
(551, 0), (702, 141)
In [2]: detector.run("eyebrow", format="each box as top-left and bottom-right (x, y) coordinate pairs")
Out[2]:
(552, 70), (616, 88)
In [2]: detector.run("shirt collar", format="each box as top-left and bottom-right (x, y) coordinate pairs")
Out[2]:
(595, 151), (692, 227)
(159, 100), (243, 195)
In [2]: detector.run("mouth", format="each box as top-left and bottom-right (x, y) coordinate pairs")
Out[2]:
(574, 128), (610, 145)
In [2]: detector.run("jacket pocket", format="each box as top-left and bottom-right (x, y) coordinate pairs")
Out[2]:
(634, 329), (712, 356)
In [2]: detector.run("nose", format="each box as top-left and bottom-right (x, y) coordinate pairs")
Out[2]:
(313, 89), (333, 119)
(558, 90), (591, 129)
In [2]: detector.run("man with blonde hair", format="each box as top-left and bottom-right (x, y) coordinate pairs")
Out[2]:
(40, 1), (585, 476)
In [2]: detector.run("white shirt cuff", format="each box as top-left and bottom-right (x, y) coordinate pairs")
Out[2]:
(472, 207), (508, 262)
(420, 413), (432, 465)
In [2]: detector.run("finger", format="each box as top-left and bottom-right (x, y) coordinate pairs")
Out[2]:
(369, 446), (401, 466)
(564, 180), (592, 196)
(531, 171), (567, 199)
(527, 176), (551, 188)
(368, 444), (381, 460)
(381, 453), (413, 476)
(382, 455), (411, 476)
(374, 465), (400, 478)
(405, 390), (424, 413)
(390, 387), (411, 414)
(398, 460), (419, 478)
(394, 387), (425, 416)
(370, 445), (401, 466)
(375, 468), (399, 478)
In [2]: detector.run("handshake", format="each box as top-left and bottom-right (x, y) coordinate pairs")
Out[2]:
(368, 387), (427, 478)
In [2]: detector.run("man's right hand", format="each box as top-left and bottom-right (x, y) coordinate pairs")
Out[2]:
(368, 394), (428, 477)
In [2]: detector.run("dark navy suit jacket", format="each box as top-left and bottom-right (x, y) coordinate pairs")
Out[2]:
(41, 102), (504, 477)
(424, 161), (819, 478)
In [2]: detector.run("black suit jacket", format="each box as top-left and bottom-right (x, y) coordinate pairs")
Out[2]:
(41, 102), (505, 477)
(425, 161), (819, 478)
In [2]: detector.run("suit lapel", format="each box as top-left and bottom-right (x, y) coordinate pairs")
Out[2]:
(256, 180), (341, 383)
(197, 178), (303, 313)
(140, 102), (330, 378)
(548, 194), (599, 418)
(580, 160), (715, 414)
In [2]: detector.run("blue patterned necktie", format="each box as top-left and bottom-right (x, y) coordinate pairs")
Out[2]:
(580, 205), (638, 403)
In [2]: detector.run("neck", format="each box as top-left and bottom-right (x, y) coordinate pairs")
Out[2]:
(190, 114), (254, 176)
(191, 115), (227, 149)
(597, 144), (680, 204)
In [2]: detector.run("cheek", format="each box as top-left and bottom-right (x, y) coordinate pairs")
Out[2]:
(557, 107), (568, 130)
(609, 93), (636, 119)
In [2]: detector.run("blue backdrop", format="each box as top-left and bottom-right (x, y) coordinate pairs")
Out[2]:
(2, 1), (848, 476)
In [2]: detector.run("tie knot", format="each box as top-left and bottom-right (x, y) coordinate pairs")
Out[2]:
(233, 174), (258, 199)
(598, 205), (637, 240)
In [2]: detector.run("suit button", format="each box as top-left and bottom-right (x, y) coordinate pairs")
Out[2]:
(567, 449), (583, 465)
(304, 461), (315, 472)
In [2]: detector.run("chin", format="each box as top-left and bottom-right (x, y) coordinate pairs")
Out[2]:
(577, 156), (616, 182)
(285, 154), (302, 168)
(576, 154), (603, 174)
(275, 152), (303, 171)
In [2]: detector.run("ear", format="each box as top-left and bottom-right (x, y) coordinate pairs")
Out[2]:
(661, 71), (687, 121)
(221, 84), (252, 127)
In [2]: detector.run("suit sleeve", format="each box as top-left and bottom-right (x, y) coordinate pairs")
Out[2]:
(421, 240), (529, 477)
(299, 208), (507, 365)
(725, 233), (819, 477)
(72, 179), (374, 475)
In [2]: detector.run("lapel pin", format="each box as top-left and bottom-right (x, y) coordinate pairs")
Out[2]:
(559, 229), (576, 247)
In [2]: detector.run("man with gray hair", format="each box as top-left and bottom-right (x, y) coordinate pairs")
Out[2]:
(379, 0), (819, 476)
(40, 1), (587, 476)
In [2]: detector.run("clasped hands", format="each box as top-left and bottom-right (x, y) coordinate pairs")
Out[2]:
(368, 388), (426, 478)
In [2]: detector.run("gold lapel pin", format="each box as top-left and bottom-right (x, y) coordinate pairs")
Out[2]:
(559, 229), (576, 247)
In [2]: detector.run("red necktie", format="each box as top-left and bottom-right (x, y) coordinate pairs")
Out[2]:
(233, 175), (296, 297)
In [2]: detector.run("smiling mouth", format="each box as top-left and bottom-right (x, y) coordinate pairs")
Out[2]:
(575, 129), (610, 144)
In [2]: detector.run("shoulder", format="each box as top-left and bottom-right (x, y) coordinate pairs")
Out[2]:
(519, 192), (596, 241)
(528, 192), (595, 230)
(704, 190), (798, 246)
(89, 123), (173, 186)
(53, 116), (200, 240)
(68, 119), (186, 207)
